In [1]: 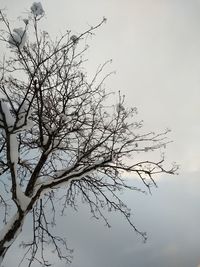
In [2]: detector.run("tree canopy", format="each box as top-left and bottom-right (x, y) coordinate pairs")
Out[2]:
(0, 3), (177, 266)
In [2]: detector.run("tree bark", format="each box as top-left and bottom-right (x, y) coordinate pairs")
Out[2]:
(0, 211), (25, 266)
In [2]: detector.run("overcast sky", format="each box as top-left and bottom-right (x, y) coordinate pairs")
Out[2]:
(1, 0), (200, 266)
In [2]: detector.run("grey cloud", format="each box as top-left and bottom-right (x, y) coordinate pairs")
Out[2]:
(3, 173), (200, 267)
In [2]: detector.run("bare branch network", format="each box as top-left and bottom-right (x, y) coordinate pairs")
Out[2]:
(0, 3), (177, 266)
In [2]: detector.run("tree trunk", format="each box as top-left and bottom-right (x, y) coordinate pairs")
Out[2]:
(0, 211), (25, 266)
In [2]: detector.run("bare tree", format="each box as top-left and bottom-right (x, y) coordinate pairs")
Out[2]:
(0, 3), (177, 266)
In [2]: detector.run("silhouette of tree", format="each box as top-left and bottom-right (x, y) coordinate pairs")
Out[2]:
(0, 3), (177, 266)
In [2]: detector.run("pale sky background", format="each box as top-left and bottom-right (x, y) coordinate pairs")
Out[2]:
(1, 0), (200, 266)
